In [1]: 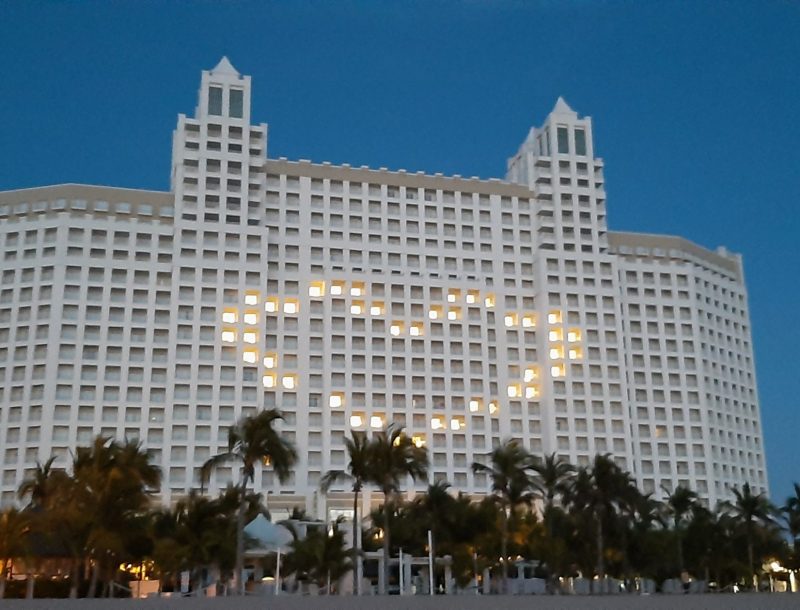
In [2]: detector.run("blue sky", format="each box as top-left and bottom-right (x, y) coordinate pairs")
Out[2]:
(2, 1), (798, 503)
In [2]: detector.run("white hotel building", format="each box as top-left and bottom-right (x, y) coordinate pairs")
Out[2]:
(0, 59), (767, 515)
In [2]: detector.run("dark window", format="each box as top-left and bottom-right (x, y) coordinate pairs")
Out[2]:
(208, 87), (223, 116)
(575, 128), (587, 156)
(229, 89), (243, 119)
(557, 126), (569, 154)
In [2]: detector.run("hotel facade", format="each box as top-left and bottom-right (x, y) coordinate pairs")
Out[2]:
(0, 59), (767, 516)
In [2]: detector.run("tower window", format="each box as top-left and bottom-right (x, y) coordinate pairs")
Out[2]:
(575, 128), (587, 156)
(209, 87), (223, 116)
(557, 126), (569, 154)
(230, 89), (243, 119)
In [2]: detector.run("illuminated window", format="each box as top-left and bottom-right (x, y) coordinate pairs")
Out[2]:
(469, 399), (481, 413)
(548, 329), (563, 342)
(411, 434), (426, 448)
(390, 322), (403, 336)
(428, 307), (442, 320)
(282, 375), (297, 390)
(524, 367), (538, 382)
(410, 323), (423, 336)
(350, 414), (364, 428)
(262, 374), (277, 388)
(309, 281), (325, 298)
(568, 347), (583, 360)
(447, 308), (461, 321)
(522, 315), (536, 328)
(243, 350), (257, 364)
(221, 330), (236, 343)
(525, 385), (539, 399)
(488, 401), (498, 415)
(447, 289), (460, 303)
(484, 294), (496, 308)
(351, 301), (364, 315)
(370, 302), (385, 316)
(243, 311), (258, 325)
(549, 347), (564, 360)
(283, 299), (299, 314)
(547, 310), (562, 324)
(243, 331), (258, 344)
(466, 290), (479, 304)
(370, 415), (384, 429)
(431, 417), (444, 430)
(504, 313), (518, 327)
(222, 311), (237, 323)
(264, 298), (279, 313)
(331, 281), (345, 296)
(263, 353), (277, 368)
(567, 329), (582, 342)
(351, 282), (365, 297)
(329, 393), (344, 408)
(507, 384), (522, 398)
(450, 418), (464, 431)
(244, 292), (259, 306)
(551, 364), (565, 378)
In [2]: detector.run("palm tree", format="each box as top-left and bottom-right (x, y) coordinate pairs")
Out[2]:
(471, 439), (535, 592)
(285, 521), (352, 593)
(782, 483), (800, 563)
(320, 430), (371, 595)
(202, 409), (297, 595)
(726, 482), (774, 589)
(17, 457), (61, 509)
(0, 508), (29, 599)
(665, 485), (698, 572)
(530, 452), (574, 537)
(366, 424), (428, 594)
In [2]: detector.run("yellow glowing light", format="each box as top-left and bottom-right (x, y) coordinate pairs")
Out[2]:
(243, 331), (258, 344)
(522, 315), (536, 328)
(370, 415), (383, 428)
(429, 309), (440, 320)
(221, 330), (236, 343)
(244, 293), (259, 306)
(569, 348), (582, 360)
(412, 435), (426, 448)
(549, 347), (564, 359)
(390, 323), (403, 336)
(524, 367), (538, 382)
(448, 308), (460, 321)
(350, 415), (364, 428)
(282, 375), (297, 390)
(567, 329), (581, 342)
(370, 302), (384, 315)
(548, 311), (562, 324)
(484, 294), (495, 308)
(551, 365), (565, 378)
(525, 386), (540, 399)
(351, 284), (364, 297)
(469, 399), (481, 413)
(504, 314), (518, 327)
(431, 417), (443, 430)
(243, 312), (258, 325)
(283, 300), (299, 315)
(222, 311), (237, 323)
(447, 290), (459, 303)
(507, 384), (522, 398)
(262, 374), (276, 388)
(264, 298), (279, 313)
(263, 354), (277, 368)
(309, 282), (325, 298)
(450, 419), (463, 431)
(549, 329), (563, 342)
(351, 302), (364, 315)
(466, 291), (479, 304)
(488, 401), (498, 415)
(329, 394), (343, 408)
(410, 324), (423, 337)
(331, 282), (344, 296)
(243, 350), (257, 364)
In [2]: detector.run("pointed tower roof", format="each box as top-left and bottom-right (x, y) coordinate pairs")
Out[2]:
(551, 96), (577, 116)
(211, 56), (240, 76)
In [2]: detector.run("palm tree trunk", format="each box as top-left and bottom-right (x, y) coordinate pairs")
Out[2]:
(747, 534), (756, 590)
(381, 495), (391, 595)
(88, 560), (100, 598)
(0, 560), (7, 599)
(235, 486), (247, 595)
(501, 507), (509, 594)
(596, 516), (605, 583)
(69, 558), (80, 599)
(352, 488), (359, 595)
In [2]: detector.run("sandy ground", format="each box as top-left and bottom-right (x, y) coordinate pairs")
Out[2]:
(3, 594), (800, 610)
